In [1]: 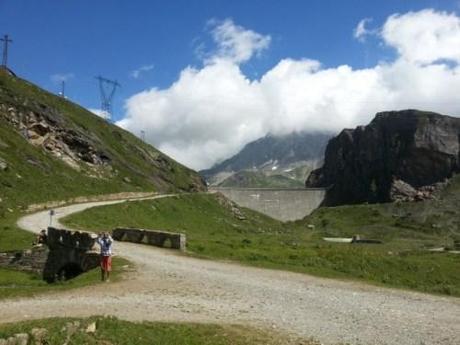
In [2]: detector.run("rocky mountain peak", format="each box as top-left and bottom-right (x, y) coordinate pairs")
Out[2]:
(306, 110), (460, 205)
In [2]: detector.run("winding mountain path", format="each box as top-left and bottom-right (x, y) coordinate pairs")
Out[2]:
(1, 196), (459, 345)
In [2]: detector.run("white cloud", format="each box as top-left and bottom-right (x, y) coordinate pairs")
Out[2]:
(89, 108), (110, 120)
(50, 73), (74, 83)
(118, 11), (460, 170)
(130, 64), (154, 79)
(354, 18), (376, 42)
(207, 18), (271, 64)
(382, 9), (460, 64)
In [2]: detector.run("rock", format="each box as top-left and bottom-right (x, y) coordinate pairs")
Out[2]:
(64, 321), (80, 336)
(85, 322), (97, 334)
(30, 328), (48, 344)
(123, 177), (132, 183)
(390, 179), (417, 201)
(14, 334), (29, 345)
(4, 337), (15, 345)
(0, 158), (7, 171)
(307, 110), (460, 205)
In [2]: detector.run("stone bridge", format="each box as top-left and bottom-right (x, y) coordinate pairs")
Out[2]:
(210, 187), (326, 221)
(0, 227), (99, 283)
(43, 227), (100, 282)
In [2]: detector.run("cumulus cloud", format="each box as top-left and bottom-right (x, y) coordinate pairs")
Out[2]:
(118, 11), (460, 170)
(130, 64), (154, 79)
(89, 108), (110, 120)
(354, 18), (375, 41)
(382, 9), (460, 64)
(207, 18), (271, 64)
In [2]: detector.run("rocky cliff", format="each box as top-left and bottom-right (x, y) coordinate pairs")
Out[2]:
(306, 110), (460, 205)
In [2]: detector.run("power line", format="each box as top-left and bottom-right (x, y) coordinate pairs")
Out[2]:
(0, 34), (13, 69)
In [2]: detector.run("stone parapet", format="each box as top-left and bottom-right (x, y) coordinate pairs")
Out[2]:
(112, 227), (186, 251)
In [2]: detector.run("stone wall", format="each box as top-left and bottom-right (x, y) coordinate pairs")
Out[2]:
(0, 228), (100, 282)
(43, 227), (100, 282)
(0, 246), (48, 274)
(112, 228), (186, 251)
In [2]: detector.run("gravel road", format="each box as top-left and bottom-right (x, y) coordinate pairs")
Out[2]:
(1, 197), (459, 345)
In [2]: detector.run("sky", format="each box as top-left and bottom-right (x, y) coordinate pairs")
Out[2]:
(2, 0), (460, 170)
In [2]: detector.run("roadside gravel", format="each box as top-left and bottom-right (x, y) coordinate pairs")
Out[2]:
(0, 197), (458, 345)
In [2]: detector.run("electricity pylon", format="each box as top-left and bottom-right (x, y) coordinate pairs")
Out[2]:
(95, 76), (120, 121)
(1, 34), (13, 69)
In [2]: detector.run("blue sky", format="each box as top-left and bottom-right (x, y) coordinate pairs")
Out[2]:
(1, 0), (456, 118)
(2, 1), (460, 169)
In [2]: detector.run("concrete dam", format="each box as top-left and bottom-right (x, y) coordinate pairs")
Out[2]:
(210, 187), (326, 222)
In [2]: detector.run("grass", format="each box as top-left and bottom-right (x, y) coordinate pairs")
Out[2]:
(0, 257), (131, 300)
(0, 316), (314, 345)
(0, 69), (203, 298)
(0, 68), (204, 252)
(62, 192), (460, 296)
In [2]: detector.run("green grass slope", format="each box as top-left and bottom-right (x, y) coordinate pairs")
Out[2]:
(0, 316), (312, 345)
(62, 192), (460, 296)
(0, 69), (205, 251)
(0, 70), (204, 296)
(0, 257), (130, 300)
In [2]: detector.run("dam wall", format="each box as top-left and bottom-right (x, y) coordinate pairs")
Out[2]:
(210, 187), (326, 222)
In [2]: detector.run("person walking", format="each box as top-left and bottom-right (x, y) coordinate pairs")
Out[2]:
(96, 232), (113, 282)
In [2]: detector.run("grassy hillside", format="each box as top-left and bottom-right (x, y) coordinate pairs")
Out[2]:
(62, 192), (460, 296)
(0, 70), (206, 296)
(0, 257), (130, 300)
(0, 69), (205, 251)
(218, 170), (304, 188)
(307, 174), (460, 244)
(0, 316), (311, 345)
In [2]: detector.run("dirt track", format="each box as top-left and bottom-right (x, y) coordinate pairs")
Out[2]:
(1, 197), (459, 345)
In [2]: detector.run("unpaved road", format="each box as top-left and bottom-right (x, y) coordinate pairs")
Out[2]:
(1, 197), (459, 344)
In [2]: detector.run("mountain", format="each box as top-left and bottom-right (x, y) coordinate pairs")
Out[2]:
(200, 131), (332, 186)
(0, 69), (205, 215)
(306, 110), (460, 206)
(217, 170), (304, 188)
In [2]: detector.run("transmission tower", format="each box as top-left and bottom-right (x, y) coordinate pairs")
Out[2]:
(140, 130), (146, 142)
(1, 34), (13, 69)
(95, 76), (120, 121)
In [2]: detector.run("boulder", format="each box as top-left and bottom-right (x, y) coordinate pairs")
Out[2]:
(306, 110), (460, 205)
(0, 158), (7, 171)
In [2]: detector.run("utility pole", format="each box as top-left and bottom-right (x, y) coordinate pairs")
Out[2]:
(60, 80), (65, 98)
(140, 130), (145, 142)
(95, 76), (120, 121)
(0, 34), (13, 69)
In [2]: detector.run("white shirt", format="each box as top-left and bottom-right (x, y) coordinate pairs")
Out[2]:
(97, 236), (113, 256)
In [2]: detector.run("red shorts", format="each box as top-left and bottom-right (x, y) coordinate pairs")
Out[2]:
(101, 255), (112, 272)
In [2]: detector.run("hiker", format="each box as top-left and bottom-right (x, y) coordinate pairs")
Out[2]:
(33, 229), (47, 246)
(96, 232), (113, 282)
